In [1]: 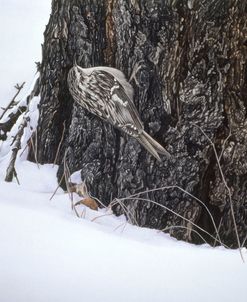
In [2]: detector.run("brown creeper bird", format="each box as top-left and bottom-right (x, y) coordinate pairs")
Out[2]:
(67, 61), (170, 161)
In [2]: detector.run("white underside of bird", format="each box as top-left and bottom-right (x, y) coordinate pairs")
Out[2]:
(67, 63), (170, 161)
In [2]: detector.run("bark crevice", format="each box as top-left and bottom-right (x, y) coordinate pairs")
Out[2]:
(31, 0), (247, 247)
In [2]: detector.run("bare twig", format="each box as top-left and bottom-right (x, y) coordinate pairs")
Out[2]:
(73, 203), (81, 218)
(116, 196), (229, 248)
(214, 217), (223, 247)
(160, 225), (208, 244)
(111, 185), (221, 244)
(50, 173), (65, 200)
(91, 212), (114, 222)
(53, 121), (66, 167)
(19, 142), (29, 158)
(241, 233), (247, 248)
(89, 194), (108, 208)
(193, 124), (244, 261)
(13, 169), (20, 185)
(80, 208), (86, 218)
(113, 222), (127, 233)
(63, 149), (76, 212)
(30, 132), (40, 168)
(64, 163), (73, 209)
(0, 82), (25, 121)
(111, 198), (139, 226)
(5, 117), (29, 182)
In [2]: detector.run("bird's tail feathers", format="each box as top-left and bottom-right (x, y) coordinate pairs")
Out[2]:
(138, 131), (171, 161)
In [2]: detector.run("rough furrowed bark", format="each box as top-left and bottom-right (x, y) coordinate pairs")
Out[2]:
(32, 0), (247, 247)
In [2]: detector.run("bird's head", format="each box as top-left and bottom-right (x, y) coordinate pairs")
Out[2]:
(68, 58), (87, 87)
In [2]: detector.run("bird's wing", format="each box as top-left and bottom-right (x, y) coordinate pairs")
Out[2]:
(90, 70), (144, 134)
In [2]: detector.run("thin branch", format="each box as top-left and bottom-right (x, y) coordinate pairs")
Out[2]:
(89, 194), (108, 208)
(113, 221), (127, 233)
(50, 173), (65, 200)
(193, 123), (244, 261)
(0, 82), (25, 121)
(91, 212), (114, 222)
(241, 233), (247, 248)
(53, 121), (66, 167)
(63, 149), (75, 211)
(5, 117), (29, 182)
(214, 217), (223, 247)
(160, 225), (208, 245)
(19, 142), (29, 158)
(30, 132), (40, 168)
(111, 198), (139, 226)
(117, 196), (229, 249)
(112, 184), (221, 244)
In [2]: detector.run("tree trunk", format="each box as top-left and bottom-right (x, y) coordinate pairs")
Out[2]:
(31, 0), (247, 248)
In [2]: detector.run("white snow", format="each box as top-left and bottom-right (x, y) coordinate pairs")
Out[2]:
(0, 2), (247, 302)
(0, 0), (51, 109)
(0, 158), (246, 302)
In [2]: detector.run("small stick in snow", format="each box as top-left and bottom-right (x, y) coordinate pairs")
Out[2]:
(50, 173), (65, 200)
(53, 121), (66, 167)
(30, 133), (40, 168)
(91, 212), (114, 222)
(5, 117), (29, 183)
(113, 221), (127, 233)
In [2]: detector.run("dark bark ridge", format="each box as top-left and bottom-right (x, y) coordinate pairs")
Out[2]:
(32, 0), (247, 248)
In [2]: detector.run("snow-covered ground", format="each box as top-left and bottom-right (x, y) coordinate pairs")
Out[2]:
(0, 159), (246, 302)
(0, 1), (247, 302)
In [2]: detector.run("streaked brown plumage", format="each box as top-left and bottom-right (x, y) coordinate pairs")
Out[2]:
(67, 62), (170, 161)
